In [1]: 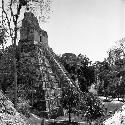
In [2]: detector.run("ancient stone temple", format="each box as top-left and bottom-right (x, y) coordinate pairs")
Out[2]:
(19, 12), (62, 118)
(19, 12), (81, 118)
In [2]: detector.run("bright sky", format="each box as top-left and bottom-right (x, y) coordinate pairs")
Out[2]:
(1, 0), (125, 62)
(42, 0), (125, 62)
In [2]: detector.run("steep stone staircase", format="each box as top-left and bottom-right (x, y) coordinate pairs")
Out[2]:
(39, 43), (82, 94)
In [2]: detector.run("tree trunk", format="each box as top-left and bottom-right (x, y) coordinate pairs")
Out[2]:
(69, 106), (71, 123)
(2, 0), (22, 110)
(13, 23), (18, 109)
(13, 56), (18, 109)
(118, 94), (120, 101)
(89, 121), (92, 125)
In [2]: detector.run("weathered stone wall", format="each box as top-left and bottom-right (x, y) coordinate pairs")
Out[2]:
(20, 12), (48, 47)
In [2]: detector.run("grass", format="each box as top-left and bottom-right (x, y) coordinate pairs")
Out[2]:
(99, 96), (124, 114)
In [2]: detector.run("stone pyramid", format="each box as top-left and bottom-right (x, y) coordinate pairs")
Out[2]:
(18, 12), (81, 118)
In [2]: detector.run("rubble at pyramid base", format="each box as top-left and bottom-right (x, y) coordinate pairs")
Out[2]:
(0, 90), (28, 125)
(104, 104), (125, 125)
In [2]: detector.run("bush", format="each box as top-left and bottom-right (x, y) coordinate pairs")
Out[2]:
(60, 88), (79, 123)
(17, 98), (30, 118)
(78, 93), (105, 123)
(49, 106), (63, 119)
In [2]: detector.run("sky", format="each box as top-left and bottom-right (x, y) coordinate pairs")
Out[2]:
(42, 0), (125, 62)
(1, 0), (125, 62)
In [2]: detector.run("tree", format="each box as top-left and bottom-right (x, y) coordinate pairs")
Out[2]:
(1, 0), (52, 109)
(1, 0), (27, 110)
(61, 53), (77, 74)
(0, 46), (15, 93)
(93, 60), (114, 97)
(78, 93), (105, 125)
(106, 39), (125, 99)
(60, 53), (95, 92)
(76, 54), (95, 92)
(107, 38), (125, 68)
(60, 87), (79, 123)
(0, 26), (8, 50)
